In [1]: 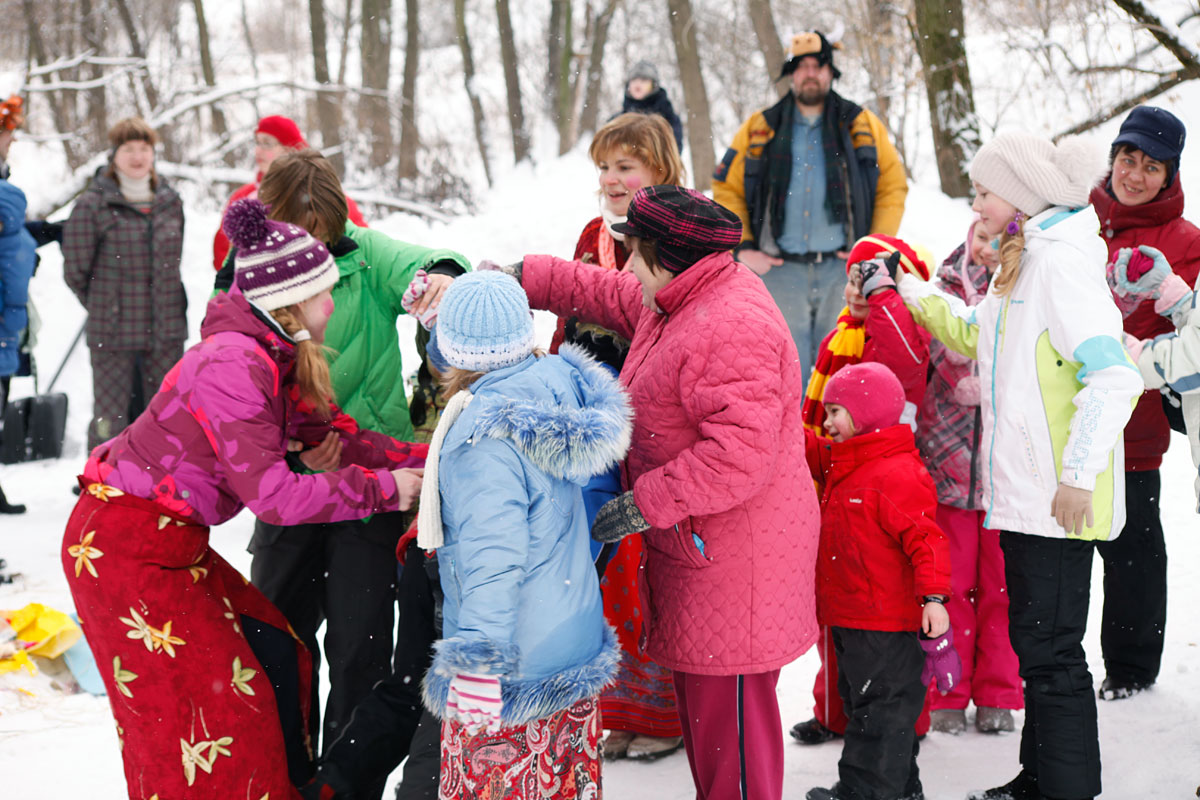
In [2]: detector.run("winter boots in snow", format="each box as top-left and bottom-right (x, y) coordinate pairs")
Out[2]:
(789, 716), (841, 745)
(806, 781), (924, 800)
(966, 772), (1043, 800)
(1098, 675), (1153, 700)
(930, 709), (967, 734)
(601, 731), (683, 761)
(974, 706), (1016, 733)
(0, 484), (25, 514)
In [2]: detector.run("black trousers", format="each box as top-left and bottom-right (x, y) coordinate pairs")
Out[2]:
(319, 540), (442, 799)
(1096, 470), (1167, 686)
(249, 511), (405, 765)
(832, 627), (925, 800)
(1001, 531), (1100, 800)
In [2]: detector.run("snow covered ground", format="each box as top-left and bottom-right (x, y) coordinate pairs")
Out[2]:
(3, 140), (1200, 798)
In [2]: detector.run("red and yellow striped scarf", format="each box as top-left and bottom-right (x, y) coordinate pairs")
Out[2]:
(801, 308), (866, 433)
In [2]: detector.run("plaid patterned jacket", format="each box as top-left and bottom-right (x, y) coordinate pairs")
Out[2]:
(63, 170), (186, 351)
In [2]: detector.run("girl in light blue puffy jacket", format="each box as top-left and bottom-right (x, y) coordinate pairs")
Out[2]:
(417, 271), (628, 800)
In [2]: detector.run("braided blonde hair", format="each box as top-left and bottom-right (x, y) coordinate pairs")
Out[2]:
(269, 304), (334, 418)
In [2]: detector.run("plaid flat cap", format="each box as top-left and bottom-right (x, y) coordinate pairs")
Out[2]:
(612, 185), (743, 273)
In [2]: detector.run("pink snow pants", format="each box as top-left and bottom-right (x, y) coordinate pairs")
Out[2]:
(673, 669), (783, 800)
(930, 505), (1023, 711)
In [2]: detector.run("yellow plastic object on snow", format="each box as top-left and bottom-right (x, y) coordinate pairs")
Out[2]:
(3, 603), (82, 659)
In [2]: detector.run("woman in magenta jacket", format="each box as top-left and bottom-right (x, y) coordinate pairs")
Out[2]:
(1090, 106), (1200, 701)
(494, 185), (820, 800)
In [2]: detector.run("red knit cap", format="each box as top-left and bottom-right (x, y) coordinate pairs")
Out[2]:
(821, 362), (906, 435)
(256, 115), (307, 149)
(845, 233), (932, 281)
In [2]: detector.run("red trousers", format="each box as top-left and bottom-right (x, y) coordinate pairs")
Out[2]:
(929, 505), (1022, 711)
(674, 669), (783, 800)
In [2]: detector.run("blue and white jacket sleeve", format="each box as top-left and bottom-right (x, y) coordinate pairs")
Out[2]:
(1041, 264), (1143, 491)
(897, 272), (980, 360)
(1136, 283), (1200, 394)
(435, 437), (529, 677)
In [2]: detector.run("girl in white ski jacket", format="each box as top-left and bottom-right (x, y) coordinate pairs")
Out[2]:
(897, 132), (1142, 800)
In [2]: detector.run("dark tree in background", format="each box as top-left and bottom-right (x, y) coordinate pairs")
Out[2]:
(496, 0), (532, 163)
(913, 0), (980, 197)
(666, 0), (714, 189)
(309, 0), (345, 173)
(361, 0), (394, 170)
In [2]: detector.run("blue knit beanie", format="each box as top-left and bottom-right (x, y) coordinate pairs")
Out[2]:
(437, 271), (536, 372)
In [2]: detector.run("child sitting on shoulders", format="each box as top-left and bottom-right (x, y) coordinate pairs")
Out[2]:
(804, 361), (957, 800)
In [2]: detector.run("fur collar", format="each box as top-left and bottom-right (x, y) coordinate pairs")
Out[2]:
(470, 344), (633, 484)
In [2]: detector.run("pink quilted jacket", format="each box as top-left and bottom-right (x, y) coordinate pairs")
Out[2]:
(523, 251), (820, 675)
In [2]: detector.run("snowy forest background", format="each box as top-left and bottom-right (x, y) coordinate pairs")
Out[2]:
(4, 0), (1200, 218)
(4, 1), (1200, 797)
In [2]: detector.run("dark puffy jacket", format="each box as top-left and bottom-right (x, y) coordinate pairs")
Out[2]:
(1091, 177), (1200, 471)
(621, 87), (684, 151)
(63, 170), (186, 350)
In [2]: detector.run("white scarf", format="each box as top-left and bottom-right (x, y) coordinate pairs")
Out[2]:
(417, 390), (474, 550)
(601, 206), (627, 243)
(116, 170), (154, 204)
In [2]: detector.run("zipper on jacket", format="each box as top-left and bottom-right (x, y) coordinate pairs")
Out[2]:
(983, 297), (1008, 530)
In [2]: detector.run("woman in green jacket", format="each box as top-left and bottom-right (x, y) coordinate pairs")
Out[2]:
(216, 150), (468, 784)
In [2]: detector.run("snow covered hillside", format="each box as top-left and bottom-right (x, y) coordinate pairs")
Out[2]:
(3, 129), (1200, 800)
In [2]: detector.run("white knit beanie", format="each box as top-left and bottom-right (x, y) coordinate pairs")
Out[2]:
(969, 133), (1109, 217)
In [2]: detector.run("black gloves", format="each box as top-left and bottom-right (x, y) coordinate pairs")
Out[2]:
(590, 491), (650, 543)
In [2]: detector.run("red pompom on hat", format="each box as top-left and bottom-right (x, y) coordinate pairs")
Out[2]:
(255, 115), (307, 149)
(845, 233), (932, 281)
(821, 361), (906, 435)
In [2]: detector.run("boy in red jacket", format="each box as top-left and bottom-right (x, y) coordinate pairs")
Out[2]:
(805, 361), (957, 800)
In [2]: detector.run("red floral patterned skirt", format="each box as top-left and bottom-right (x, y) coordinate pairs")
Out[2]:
(439, 696), (603, 800)
(61, 482), (311, 799)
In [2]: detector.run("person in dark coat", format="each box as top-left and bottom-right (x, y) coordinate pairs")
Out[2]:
(63, 117), (186, 454)
(620, 60), (684, 152)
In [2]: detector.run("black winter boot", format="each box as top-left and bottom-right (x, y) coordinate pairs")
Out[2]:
(0, 484), (25, 514)
(790, 716), (841, 745)
(967, 772), (1043, 800)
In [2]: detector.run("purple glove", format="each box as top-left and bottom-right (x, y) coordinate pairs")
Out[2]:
(920, 627), (963, 695)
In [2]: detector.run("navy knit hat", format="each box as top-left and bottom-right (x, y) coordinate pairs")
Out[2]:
(223, 199), (338, 311)
(437, 271), (536, 372)
(611, 185), (743, 273)
(1111, 105), (1185, 187)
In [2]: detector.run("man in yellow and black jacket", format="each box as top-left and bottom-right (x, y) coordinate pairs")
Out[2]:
(713, 30), (907, 380)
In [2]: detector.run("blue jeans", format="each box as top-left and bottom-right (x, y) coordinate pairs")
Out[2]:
(757, 256), (847, 385)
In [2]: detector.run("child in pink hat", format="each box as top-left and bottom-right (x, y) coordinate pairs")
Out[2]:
(804, 361), (957, 800)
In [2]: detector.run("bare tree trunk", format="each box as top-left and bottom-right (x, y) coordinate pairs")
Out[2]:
(912, 0), (980, 197)
(496, 0), (532, 162)
(397, 0), (421, 179)
(746, 0), (784, 88)
(22, 0), (81, 167)
(548, 0), (578, 154)
(309, 0), (345, 173)
(191, 0), (235, 165)
(548, 0), (565, 114)
(112, 0), (161, 112)
(239, 0), (262, 118)
(578, 0), (621, 138)
(455, 0), (493, 186)
(79, 0), (108, 148)
(665, 0), (714, 189)
(337, 0), (354, 87)
(361, 0), (394, 170)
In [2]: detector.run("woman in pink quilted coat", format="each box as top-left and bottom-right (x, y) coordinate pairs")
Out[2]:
(61, 200), (426, 800)
(497, 185), (820, 800)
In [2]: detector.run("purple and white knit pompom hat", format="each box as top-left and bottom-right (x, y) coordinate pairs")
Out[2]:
(223, 198), (338, 311)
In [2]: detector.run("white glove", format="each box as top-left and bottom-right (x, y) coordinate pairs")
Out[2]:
(446, 672), (503, 735)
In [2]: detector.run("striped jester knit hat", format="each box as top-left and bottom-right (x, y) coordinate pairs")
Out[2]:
(845, 233), (933, 281)
(223, 198), (338, 311)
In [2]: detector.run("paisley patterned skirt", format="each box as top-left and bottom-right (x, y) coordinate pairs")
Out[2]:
(61, 482), (311, 799)
(439, 696), (603, 800)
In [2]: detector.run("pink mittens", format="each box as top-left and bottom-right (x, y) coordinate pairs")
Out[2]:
(920, 627), (963, 695)
(401, 269), (439, 330)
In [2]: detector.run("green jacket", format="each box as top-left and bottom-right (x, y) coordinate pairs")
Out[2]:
(214, 221), (469, 442)
(326, 222), (469, 441)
